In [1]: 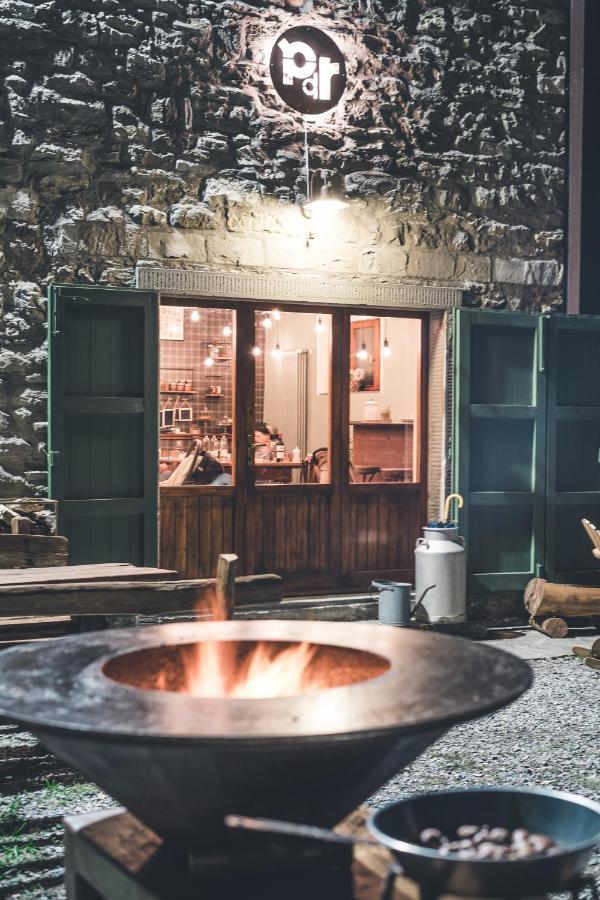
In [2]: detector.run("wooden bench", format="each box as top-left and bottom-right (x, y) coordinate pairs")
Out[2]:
(0, 555), (283, 647)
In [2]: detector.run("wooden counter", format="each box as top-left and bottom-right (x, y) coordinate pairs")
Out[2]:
(351, 421), (414, 479)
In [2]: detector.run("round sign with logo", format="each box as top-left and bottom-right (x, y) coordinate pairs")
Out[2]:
(270, 26), (346, 115)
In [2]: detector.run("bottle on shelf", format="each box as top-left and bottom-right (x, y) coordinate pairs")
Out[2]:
(202, 433), (211, 453)
(210, 435), (220, 455)
(292, 446), (301, 463)
(219, 435), (228, 461)
(276, 435), (285, 462)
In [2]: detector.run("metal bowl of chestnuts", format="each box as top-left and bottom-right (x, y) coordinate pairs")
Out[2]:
(368, 787), (600, 896)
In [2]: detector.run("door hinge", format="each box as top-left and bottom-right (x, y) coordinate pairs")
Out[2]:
(537, 316), (547, 373)
(50, 300), (61, 336)
(48, 450), (60, 468)
(535, 562), (543, 578)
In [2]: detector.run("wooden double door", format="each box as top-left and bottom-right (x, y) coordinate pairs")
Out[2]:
(159, 299), (428, 593)
(48, 285), (428, 593)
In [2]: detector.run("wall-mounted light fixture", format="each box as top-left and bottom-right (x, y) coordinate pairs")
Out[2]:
(191, 309), (200, 322)
(252, 345), (262, 357)
(303, 168), (349, 218)
(262, 313), (273, 329)
(222, 324), (232, 337)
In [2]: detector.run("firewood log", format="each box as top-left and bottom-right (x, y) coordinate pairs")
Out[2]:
(584, 657), (600, 673)
(529, 615), (568, 639)
(524, 579), (600, 618)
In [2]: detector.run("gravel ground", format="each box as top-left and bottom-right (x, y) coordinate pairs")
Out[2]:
(370, 656), (600, 885)
(0, 655), (598, 897)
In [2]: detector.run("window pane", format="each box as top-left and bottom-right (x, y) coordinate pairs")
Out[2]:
(159, 305), (234, 487)
(349, 316), (421, 483)
(254, 309), (331, 484)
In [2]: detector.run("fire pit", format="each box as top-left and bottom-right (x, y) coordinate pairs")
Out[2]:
(0, 621), (531, 848)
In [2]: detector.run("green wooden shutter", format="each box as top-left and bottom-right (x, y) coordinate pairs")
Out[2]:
(546, 314), (600, 585)
(48, 285), (159, 565)
(453, 309), (546, 592)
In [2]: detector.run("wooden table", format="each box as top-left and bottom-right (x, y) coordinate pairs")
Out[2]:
(0, 563), (177, 586)
(0, 563), (178, 647)
(254, 460), (307, 484)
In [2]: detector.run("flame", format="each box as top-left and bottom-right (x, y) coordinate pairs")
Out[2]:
(181, 639), (320, 699)
(174, 588), (321, 699)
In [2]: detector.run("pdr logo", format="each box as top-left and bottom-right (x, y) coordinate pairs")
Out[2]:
(270, 26), (346, 115)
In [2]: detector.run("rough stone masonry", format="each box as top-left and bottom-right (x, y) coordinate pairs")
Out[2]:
(0, 0), (566, 496)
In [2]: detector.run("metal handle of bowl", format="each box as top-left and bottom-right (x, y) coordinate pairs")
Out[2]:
(225, 813), (379, 847)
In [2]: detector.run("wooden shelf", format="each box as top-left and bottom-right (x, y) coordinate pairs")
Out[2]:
(160, 433), (198, 440)
(160, 390), (197, 395)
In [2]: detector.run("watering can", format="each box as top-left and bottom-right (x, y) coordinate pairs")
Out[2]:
(370, 580), (435, 627)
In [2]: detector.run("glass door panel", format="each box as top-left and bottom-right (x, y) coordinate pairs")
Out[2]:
(159, 304), (235, 487)
(252, 308), (331, 485)
(349, 315), (421, 483)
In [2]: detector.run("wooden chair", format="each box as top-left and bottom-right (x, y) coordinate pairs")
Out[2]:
(161, 440), (202, 487)
(349, 461), (381, 483)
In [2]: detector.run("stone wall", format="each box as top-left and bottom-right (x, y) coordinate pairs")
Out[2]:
(0, 0), (567, 495)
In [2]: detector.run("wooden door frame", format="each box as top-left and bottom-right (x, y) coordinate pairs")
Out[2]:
(159, 295), (429, 589)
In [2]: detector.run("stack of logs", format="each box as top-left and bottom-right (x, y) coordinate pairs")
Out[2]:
(524, 579), (600, 638)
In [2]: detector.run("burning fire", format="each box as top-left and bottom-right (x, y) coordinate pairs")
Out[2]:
(172, 588), (322, 699)
(180, 639), (320, 699)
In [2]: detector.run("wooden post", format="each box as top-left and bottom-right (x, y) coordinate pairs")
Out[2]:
(215, 553), (238, 620)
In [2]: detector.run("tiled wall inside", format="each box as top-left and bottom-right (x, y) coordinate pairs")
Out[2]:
(159, 305), (265, 438)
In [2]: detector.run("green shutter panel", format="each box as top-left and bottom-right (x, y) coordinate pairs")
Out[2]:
(453, 309), (546, 592)
(48, 285), (159, 565)
(545, 314), (600, 585)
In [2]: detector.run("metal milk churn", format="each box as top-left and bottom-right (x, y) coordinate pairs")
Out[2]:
(414, 524), (467, 624)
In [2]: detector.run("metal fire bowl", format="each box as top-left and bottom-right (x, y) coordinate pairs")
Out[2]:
(0, 621), (531, 848)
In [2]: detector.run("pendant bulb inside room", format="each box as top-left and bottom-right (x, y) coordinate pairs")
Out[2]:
(316, 315), (325, 333)
(382, 318), (392, 357)
(356, 342), (368, 360)
(191, 309), (200, 322)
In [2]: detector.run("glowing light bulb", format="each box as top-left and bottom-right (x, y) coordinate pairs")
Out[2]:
(252, 346), (261, 357)
(316, 316), (325, 333)
(271, 343), (282, 359)
(204, 356), (215, 367)
(383, 338), (392, 357)
(262, 314), (272, 329)
(191, 309), (200, 322)
(222, 324), (232, 337)
(356, 342), (368, 361)
(271, 309), (281, 321)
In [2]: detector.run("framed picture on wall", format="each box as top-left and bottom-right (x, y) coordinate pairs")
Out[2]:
(160, 305), (184, 341)
(350, 318), (380, 392)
